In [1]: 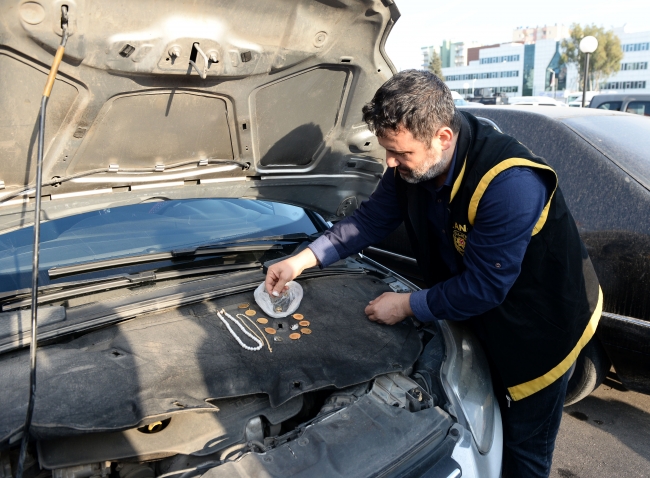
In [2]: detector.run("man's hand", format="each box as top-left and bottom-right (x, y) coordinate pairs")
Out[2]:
(365, 292), (413, 325)
(265, 248), (319, 297)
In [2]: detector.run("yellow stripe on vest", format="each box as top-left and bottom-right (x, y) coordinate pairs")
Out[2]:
(507, 287), (603, 401)
(467, 158), (558, 236)
(449, 154), (467, 203)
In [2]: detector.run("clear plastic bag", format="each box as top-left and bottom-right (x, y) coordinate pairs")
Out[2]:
(254, 281), (303, 318)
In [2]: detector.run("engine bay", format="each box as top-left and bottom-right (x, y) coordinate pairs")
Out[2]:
(0, 269), (456, 477)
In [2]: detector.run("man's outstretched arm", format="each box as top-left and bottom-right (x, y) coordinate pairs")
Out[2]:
(265, 169), (403, 295)
(265, 248), (319, 297)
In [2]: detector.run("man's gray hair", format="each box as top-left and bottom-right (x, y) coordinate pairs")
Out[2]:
(362, 70), (462, 144)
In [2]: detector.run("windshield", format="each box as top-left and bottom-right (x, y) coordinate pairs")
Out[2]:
(561, 115), (650, 190)
(0, 199), (317, 293)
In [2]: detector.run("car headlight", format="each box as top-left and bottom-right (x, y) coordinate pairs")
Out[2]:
(439, 320), (496, 454)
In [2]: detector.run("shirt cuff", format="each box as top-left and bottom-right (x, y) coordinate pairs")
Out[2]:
(308, 235), (341, 269)
(409, 289), (437, 322)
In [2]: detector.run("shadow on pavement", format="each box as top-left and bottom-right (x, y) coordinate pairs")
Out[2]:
(562, 389), (650, 462)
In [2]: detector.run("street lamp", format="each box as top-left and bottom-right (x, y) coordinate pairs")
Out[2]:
(579, 35), (598, 108)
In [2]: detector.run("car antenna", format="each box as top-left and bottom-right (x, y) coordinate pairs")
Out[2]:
(16, 6), (69, 477)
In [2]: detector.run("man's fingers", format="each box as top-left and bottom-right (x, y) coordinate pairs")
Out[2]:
(273, 278), (288, 296)
(265, 269), (279, 295)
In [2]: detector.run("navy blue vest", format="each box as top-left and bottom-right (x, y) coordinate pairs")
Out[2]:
(397, 112), (602, 400)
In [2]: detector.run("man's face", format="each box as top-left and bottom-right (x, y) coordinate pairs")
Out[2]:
(377, 127), (454, 184)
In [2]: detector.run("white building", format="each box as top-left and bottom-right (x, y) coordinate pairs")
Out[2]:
(420, 45), (436, 70)
(433, 25), (650, 100)
(442, 43), (524, 98)
(601, 27), (649, 93)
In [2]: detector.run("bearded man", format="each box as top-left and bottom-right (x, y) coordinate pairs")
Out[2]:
(265, 70), (601, 478)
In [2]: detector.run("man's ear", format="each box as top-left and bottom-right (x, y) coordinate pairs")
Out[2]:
(437, 127), (454, 151)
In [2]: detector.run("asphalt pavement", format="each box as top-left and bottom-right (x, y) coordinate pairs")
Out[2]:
(550, 370), (650, 478)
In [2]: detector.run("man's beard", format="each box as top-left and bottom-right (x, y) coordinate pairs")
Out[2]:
(398, 153), (453, 184)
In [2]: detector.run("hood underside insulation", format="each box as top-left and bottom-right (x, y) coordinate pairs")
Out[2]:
(0, 273), (421, 446)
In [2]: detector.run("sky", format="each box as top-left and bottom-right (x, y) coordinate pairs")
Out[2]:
(384, 0), (650, 71)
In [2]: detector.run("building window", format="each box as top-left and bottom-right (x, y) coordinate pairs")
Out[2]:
(445, 70), (519, 81)
(602, 81), (647, 90)
(622, 43), (650, 52)
(479, 55), (520, 64)
(621, 62), (648, 71)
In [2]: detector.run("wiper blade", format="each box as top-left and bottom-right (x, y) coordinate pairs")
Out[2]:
(4, 262), (262, 311)
(48, 243), (291, 279)
(48, 233), (318, 279)
(180, 233), (319, 252)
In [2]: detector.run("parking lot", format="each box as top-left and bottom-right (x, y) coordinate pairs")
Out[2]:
(551, 370), (650, 477)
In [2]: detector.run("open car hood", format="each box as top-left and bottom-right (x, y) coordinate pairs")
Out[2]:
(0, 0), (398, 234)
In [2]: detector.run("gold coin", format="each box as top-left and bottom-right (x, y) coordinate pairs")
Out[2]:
(299, 320), (310, 327)
(238, 303), (249, 309)
(289, 333), (301, 340)
(292, 313), (304, 320)
(245, 309), (256, 316)
(257, 318), (268, 324)
(264, 327), (277, 335)
(300, 328), (312, 335)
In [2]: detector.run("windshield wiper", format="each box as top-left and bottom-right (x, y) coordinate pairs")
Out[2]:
(47, 234), (316, 279)
(4, 261), (263, 311)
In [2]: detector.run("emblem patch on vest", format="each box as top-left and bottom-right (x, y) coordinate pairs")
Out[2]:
(453, 223), (468, 255)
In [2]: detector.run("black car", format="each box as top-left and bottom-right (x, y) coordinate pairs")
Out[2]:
(367, 105), (650, 405)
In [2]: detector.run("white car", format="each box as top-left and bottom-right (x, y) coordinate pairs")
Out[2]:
(0, 1), (502, 477)
(509, 97), (567, 107)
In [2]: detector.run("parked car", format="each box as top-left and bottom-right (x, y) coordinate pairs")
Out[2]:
(590, 93), (650, 117)
(368, 105), (650, 406)
(451, 90), (483, 107)
(566, 91), (598, 106)
(0, 1), (503, 477)
(509, 96), (567, 107)
(508, 96), (566, 106)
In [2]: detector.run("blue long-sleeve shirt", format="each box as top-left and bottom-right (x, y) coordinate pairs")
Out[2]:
(308, 155), (551, 322)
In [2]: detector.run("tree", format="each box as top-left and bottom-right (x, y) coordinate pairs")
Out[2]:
(560, 23), (623, 91)
(427, 50), (445, 81)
